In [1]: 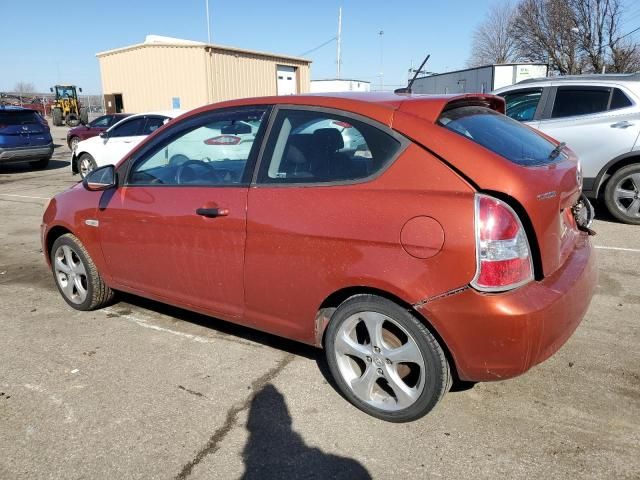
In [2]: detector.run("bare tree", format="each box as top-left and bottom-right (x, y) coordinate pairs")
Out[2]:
(512, 0), (640, 74)
(513, 0), (585, 74)
(468, 1), (521, 67)
(13, 81), (35, 95)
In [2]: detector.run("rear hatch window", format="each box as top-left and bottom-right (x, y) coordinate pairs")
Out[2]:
(0, 110), (41, 125)
(438, 106), (559, 166)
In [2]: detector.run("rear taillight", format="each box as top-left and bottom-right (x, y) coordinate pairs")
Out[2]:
(471, 194), (534, 292)
(204, 135), (241, 145)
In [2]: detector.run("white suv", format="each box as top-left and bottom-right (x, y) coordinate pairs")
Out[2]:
(494, 74), (640, 224)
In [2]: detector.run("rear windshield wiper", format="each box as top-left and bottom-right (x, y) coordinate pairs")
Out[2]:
(548, 142), (566, 160)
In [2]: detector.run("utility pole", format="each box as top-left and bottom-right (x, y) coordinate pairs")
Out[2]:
(378, 30), (384, 90)
(205, 0), (212, 43)
(336, 7), (342, 79)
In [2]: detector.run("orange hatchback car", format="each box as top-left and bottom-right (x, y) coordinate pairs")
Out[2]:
(42, 93), (597, 422)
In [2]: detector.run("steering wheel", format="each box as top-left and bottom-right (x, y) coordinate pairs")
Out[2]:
(175, 160), (221, 184)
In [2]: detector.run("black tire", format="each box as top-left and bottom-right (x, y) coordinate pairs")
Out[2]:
(50, 233), (114, 311)
(65, 113), (80, 127)
(324, 294), (451, 422)
(52, 108), (63, 126)
(604, 163), (640, 225)
(30, 156), (50, 169)
(80, 107), (89, 125)
(77, 153), (97, 179)
(68, 136), (80, 150)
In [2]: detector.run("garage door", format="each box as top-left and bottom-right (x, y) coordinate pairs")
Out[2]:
(277, 65), (297, 95)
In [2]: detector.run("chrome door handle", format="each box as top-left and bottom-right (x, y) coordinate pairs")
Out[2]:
(611, 121), (634, 128)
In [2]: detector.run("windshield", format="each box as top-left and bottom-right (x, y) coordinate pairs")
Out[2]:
(55, 86), (76, 98)
(438, 106), (560, 166)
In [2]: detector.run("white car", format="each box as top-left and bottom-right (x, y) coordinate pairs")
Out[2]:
(494, 74), (640, 224)
(71, 110), (184, 178)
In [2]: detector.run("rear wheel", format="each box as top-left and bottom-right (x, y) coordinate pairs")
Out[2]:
(51, 233), (114, 311)
(80, 107), (89, 125)
(324, 294), (451, 422)
(78, 153), (97, 179)
(52, 108), (63, 126)
(604, 163), (640, 225)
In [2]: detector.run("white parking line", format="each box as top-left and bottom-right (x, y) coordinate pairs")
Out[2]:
(595, 245), (640, 253)
(104, 307), (214, 344)
(0, 193), (50, 200)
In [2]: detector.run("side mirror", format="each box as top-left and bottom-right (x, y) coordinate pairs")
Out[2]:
(50, 87), (54, 93)
(99, 131), (109, 138)
(79, 87), (83, 93)
(83, 165), (117, 191)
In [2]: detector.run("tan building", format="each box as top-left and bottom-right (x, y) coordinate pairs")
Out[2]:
(97, 35), (312, 114)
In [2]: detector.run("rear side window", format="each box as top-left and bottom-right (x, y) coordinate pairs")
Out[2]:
(439, 106), (559, 166)
(551, 87), (610, 118)
(258, 109), (401, 184)
(610, 88), (633, 110)
(0, 110), (40, 125)
(501, 88), (542, 122)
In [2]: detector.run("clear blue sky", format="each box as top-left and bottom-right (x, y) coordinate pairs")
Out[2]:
(2, 0), (640, 94)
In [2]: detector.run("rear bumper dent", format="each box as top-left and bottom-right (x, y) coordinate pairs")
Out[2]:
(418, 235), (597, 381)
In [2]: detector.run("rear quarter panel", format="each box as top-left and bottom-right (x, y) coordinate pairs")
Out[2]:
(243, 143), (476, 345)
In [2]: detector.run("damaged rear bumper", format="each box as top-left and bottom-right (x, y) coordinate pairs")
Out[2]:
(416, 235), (597, 382)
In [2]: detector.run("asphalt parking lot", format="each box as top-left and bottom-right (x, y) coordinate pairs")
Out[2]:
(1, 124), (639, 479)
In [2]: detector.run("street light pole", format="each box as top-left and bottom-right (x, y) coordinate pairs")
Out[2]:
(205, 0), (211, 43)
(378, 30), (384, 90)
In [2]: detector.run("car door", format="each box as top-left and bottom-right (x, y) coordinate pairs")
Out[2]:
(97, 106), (270, 319)
(98, 116), (146, 167)
(536, 85), (640, 180)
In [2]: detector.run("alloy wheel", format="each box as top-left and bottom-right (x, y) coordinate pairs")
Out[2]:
(79, 157), (94, 179)
(54, 245), (88, 304)
(613, 172), (640, 219)
(333, 311), (426, 411)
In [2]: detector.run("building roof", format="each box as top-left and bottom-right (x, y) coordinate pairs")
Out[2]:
(311, 78), (371, 84)
(517, 72), (640, 84)
(96, 34), (311, 64)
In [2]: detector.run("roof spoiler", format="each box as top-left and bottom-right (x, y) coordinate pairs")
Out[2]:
(440, 94), (505, 116)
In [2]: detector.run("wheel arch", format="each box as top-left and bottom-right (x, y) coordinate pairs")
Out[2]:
(316, 286), (461, 382)
(591, 152), (640, 198)
(44, 225), (73, 264)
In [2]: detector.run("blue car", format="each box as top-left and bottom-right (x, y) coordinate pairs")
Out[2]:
(0, 106), (54, 168)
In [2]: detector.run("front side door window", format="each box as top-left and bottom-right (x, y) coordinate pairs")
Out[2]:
(501, 88), (543, 122)
(109, 117), (145, 137)
(129, 109), (267, 186)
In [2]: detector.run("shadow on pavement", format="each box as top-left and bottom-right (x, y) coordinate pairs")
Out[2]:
(0, 159), (68, 173)
(241, 384), (371, 480)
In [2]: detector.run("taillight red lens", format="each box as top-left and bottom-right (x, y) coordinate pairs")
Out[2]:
(472, 194), (534, 292)
(204, 135), (241, 145)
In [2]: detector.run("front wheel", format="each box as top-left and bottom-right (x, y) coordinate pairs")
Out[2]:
(51, 233), (114, 311)
(77, 153), (97, 179)
(324, 295), (451, 422)
(69, 136), (80, 151)
(604, 163), (640, 225)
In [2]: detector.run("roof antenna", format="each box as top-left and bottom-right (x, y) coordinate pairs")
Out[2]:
(395, 54), (430, 94)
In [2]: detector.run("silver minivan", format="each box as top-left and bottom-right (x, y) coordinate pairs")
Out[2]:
(494, 74), (640, 224)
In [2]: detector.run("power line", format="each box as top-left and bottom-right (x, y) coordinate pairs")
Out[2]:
(298, 37), (337, 57)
